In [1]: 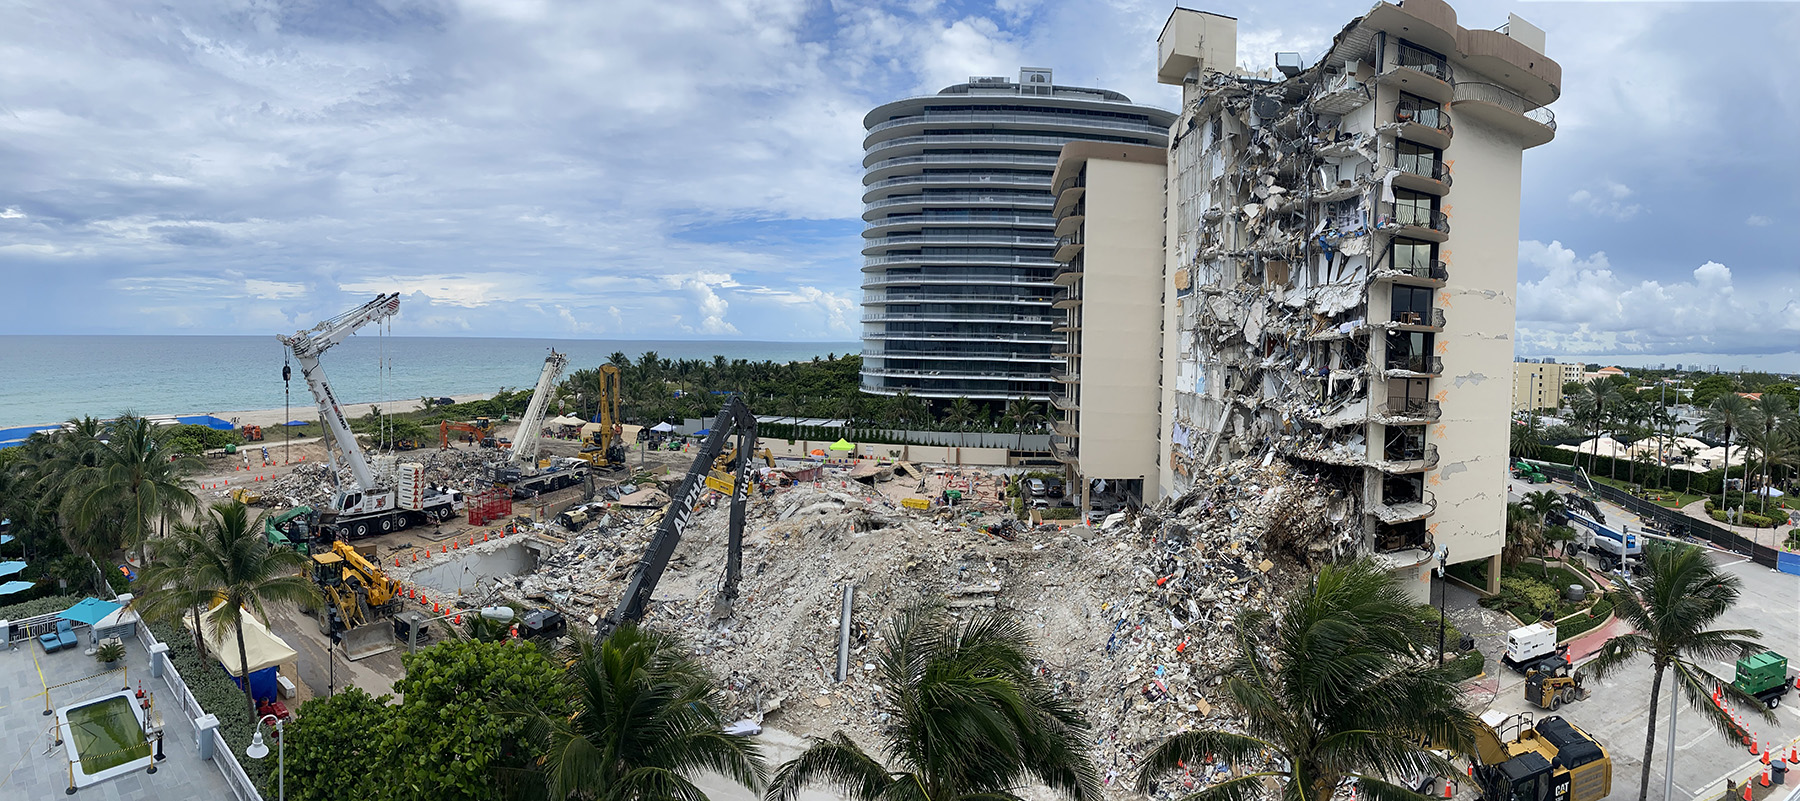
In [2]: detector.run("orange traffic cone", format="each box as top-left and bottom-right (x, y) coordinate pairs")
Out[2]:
(1763, 749), (1772, 766)
(483, 531), (489, 542)
(394, 558), (400, 567)
(433, 603), (440, 614)
(1751, 739), (1761, 756)
(1745, 783), (1754, 801)
(1762, 769), (1771, 788)
(453, 615), (462, 625)
(1443, 780), (1453, 799)
(411, 551), (417, 562)
(1789, 745), (1797, 763)
(452, 540), (459, 551)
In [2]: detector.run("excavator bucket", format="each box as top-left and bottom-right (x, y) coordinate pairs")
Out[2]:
(340, 623), (397, 661)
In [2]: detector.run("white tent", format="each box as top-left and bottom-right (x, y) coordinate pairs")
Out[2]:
(548, 415), (586, 427)
(1571, 436), (1631, 460)
(194, 602), (298, 676)
(650, 422), (676, 433)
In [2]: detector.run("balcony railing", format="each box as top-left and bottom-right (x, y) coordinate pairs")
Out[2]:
(868, 331), (1064, 343)
(1386, 355), (1444, 375)
(864, 254), (1061, 268)
(1455, 82), (1557, 131)
(1390, 208), (1450, 233)
(863, 275), (1057, 288)
(867, 233), (1058, 248)
(1375, 521), (1433, 551)
(1390, 42), (1453, 83)
(1395, 156), (1453, 187)
(1376, 398), (1442, 422)
(865, 193), (1055, 212)
(868, 153), (1060, 173)
(1056, 176), (1085, 193)
(869, 112), (1166, 136)
(863, 346), (1060, 360)
(1391, 308), (1447, 329)
(1381, 443), (1440, 471)
(1397, 106), (1452, 131)
(869, 293), (1054, 305)
(1387, 259), (1449, 282)
(864, 312), (1058, 323)
(865, 173), (1052, 191)
(1056, 201), (1085, 220)
(866, 133), (1080, 155)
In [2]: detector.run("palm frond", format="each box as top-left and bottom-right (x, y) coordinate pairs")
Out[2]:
(766, 733), (896, 801)
(1135, 730), (1272, 794)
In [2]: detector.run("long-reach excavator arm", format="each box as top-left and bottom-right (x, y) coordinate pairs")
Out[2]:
(603, 395), (757, 633)
(277, 293), (400, 492)
(509, 350), (568, 470)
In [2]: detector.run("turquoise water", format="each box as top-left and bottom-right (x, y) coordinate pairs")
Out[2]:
(0, 336), (859, 428)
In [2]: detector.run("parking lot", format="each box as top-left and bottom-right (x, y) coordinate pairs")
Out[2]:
(1492, 476), (1800, 798)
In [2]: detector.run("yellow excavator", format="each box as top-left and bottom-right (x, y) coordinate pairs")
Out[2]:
(580, 364), (629, 469)
(706, 447), (773, 494)
(1472, 711), (1611, 801)
(310, 541), (403, 660)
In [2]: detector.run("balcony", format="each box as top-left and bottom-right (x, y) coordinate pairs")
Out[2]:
(1051, 295), (1080, 310)
(861, 366), (1028, 381)
(1378, 42), (1455, 104)
(1378, 443), (1439, 474)
(863, 192), (1054, 218)
(1390, 307), (1447, 332)
(1052, 420), (1078, 439)
(865, 293), (1054, 307)
(862, 173), (1052, 202)
(1374, 519), (1433, 551)
(1371, 490), (1438, 526)
(1054, 234), (1084, 263)
(1053, 200), (1085, 237)
(1452, 82), (1558, 149)
(1392, 157), (1452, 195)
(862, 275), (1057, 289)
(862, 346), (1061, 362)
(1383, 209), (1450, 243)
(1375, 259), (1448, 286)
(1052, 259), (1083, 287)
(1383, 355), (1444, 377)
(1374, 398), (1442, 425)
(864, 212), (1054, 235)
(863, 254), (1062, 270)
(1050, 434), (1078, 464)
(1052, 392), (1079, 412)
(867, 330), (1063, 345)
(1395, 107), (1453, 151)
(1311, 71), (1370, 115)
(864, 133), (1076, 159)
(865, 152), (1059, 181)
(866, 111), (1167, 139)
(863, 311), (1058, 323)
(864, 232), (1058, 255)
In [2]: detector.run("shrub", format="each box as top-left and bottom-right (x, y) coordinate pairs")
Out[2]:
(1787, 529), (1800, 551)
(1556, 594), (1615, 641)
(146, 620), (269, 788)
(1445, 649), (1485, 682)
(1489, 576), (1558, 619)
(164, 424), (241, 455)
(1040, 507), (1079, 520)
(0, 593), (84, 621)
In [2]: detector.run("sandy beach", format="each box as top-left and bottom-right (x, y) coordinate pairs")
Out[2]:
(209, 392), (495, 428)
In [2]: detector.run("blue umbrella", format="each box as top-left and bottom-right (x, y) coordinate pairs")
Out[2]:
(0, 534), (13, 545)
(0, 561), (25, 578)
(0, 580), (33, 596)
(60, 597), (121, 627)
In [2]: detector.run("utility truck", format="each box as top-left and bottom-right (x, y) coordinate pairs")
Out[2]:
(279, 294), (459, 540)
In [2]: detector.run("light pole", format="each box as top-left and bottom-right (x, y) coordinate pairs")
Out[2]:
(1434, 544), (1450, 665)
(246, 713), (284, 801)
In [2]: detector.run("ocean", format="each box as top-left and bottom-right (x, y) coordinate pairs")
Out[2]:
(0, 336), (860, 428)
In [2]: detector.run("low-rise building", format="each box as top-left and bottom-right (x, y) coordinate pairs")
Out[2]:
(1513, 362), (1564, 411)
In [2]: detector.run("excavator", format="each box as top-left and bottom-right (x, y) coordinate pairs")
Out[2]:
(705, 446), (773, 495)
(440, 421), (496, 448)
(309, 540), (402, 660)
(579, 364), (628, 470)
(490, 351), (589, 499)
(1471, 710), (1611, 801)
(600, 395), (757, 635)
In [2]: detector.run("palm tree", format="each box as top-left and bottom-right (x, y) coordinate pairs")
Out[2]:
(1699, 393), (1752, 512)
(141, 501), (317, 718)
(135, 525), (217, 657)
(1135, 559), (1476, 801)
(1001, 399), (1046, 450)
(1678, 445), (1699, 495)
(1586, 544), (1773, 801)
(1502, 502), (1544, 570)
(71, 415), (201, 565)
(1509, 411), (1543, 461)
(768, 605), (1098, 801)
(511, 624), (765, 801)
(1744, 395), (1796, 514)
(942, 396), (977, 447)
(834, 394), (861, 436)
(888, 390), (928, 431)
(1578, 377), (1622, 476)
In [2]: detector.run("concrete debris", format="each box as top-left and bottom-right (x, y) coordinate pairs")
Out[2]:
(248, 447), (507, 510)
(447, 455), (1352, 799)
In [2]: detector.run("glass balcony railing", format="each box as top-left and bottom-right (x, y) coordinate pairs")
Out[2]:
(864, 254), (1062, 267)
(867, 153), (1060, 173)
(869, 112), (1165, 136)
(866, 212), (1054, 230)
(1056, 175), (1085, 193)
(1376, 399), (1442, 422)
(865, 173), (1052, 191)
(863, 275), (1057, 288)
(865, 233), (1058, 249)
(865, 133), (1079, 155)
(865, 193), (1055, 212)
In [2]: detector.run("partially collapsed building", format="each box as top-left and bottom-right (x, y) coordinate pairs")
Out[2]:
(1147, 0), (1560, 592)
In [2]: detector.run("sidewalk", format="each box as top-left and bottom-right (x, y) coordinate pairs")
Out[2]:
(1565, 615), (1633, 663)
(1678, 499), (1790, 549)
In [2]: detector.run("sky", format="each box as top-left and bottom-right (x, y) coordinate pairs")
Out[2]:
(0, 0), (1796, 369)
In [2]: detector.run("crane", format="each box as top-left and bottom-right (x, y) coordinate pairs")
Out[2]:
(490, 351), (588, 499)
(278, 294), (456, 540)
(601, 395), (757, 635)
(579, 364), (627, 469)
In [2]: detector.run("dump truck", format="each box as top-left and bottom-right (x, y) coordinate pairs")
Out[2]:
(1733, 651), (1793, 709)
(1502, 622), (1570, 675)
(1473, 711), (1611, 801)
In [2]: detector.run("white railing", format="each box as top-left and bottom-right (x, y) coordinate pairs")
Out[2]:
(134, 622), (265, 801)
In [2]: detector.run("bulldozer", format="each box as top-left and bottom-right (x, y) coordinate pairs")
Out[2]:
(309, 541), (403, 660)
(1524, 657), (1589, 711)
(229, 487), (265, 506)
(1473, 710), (1611, 801)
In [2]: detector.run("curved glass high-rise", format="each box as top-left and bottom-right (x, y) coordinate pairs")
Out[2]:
(860, 68), (1176, 401)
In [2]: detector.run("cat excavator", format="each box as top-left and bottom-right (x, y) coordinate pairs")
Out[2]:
(599, 395), (757, 635)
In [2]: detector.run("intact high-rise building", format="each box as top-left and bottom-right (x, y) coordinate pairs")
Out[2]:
(859, 69), (1177, 402)
(1153, 0), (1559, 594)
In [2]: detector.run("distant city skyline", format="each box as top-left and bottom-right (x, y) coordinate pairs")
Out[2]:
(1, 0), (1795, 369)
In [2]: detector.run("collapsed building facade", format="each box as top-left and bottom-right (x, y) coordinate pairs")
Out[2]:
(1052, 0), (1560, 593)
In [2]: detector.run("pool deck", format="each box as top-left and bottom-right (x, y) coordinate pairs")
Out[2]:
(0, 631), (236, 799)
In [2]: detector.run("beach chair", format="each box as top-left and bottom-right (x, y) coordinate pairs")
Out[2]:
(39, 620), (76, 653)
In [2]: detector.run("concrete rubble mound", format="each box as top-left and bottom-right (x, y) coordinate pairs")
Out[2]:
(251, 447), (505, 509)
(481, 455), (1357, 797)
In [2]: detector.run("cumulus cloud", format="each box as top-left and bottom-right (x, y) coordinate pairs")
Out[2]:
(1568, 181), (1642, 221)
(1515, 240), (1800, 358)
(1746, 215), (1772, 227)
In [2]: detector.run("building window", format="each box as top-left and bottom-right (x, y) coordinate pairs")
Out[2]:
(1392, 189), (1437, 227)
(1383, 474), (1424, 505)
(1393, 40), (1450, 82)
(1396, 92), (1445, 129)
(1390, 237), (1437, 277)
(1390, 285), (1434, 324)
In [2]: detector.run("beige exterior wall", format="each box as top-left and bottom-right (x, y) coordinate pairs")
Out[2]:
(1073, 157), (1165, 494)
(1512, 363), (1563, 411)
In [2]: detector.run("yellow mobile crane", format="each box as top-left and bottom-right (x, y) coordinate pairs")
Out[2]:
(580, 364), (628, 470)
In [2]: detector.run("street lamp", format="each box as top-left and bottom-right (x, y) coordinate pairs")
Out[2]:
(1433, 544), (1450, 665)
(246, 713), (284, 801)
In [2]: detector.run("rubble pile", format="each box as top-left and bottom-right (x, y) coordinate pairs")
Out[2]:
(238, 447), (507, 510)
(471, 456), (1355, 797)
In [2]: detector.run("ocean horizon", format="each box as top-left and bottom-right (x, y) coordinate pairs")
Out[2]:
(0, 335), (860, 429)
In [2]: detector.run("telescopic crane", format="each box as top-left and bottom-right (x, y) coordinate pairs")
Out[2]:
(278, 294), (456, 540)
(600, 395), (757, 635)
(489, 351), (588, 499)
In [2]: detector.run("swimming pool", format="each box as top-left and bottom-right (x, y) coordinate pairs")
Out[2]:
(57, 691), (153, 787)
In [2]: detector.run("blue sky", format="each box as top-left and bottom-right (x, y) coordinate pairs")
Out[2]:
(1, 0), (1796, 368)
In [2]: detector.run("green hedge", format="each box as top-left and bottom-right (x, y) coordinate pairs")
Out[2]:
(0, 592), (85, 622)
(1446, 649), (1485, 682)
(1039, 507), (1080, 520)
(1556, 595), (1615, 641)
(146, 620), (270, 788)
(1708, 507), (1783, 528)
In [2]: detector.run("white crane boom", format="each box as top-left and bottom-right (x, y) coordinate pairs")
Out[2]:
(509, 350), (568, 469)
(277, 293), (400, 493)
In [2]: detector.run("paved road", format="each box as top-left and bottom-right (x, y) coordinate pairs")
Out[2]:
(1484, 476), (1800, 800)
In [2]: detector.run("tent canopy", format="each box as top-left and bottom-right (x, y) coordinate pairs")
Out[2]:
(548, 415), (586, 427)
(0, 580), (33, 596)
(198, 602), (298, 676)
(829, 439), (855, 451)
(650, 422), (676, 433)
(0, 561), (25, 578)
(61, 597), (121, 627)
(283, 420), (309, 426)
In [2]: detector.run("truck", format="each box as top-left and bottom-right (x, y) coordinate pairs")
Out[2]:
(489, 351), (590, 499)
(1565, 512), (1639, 570)
(1502, 622), (1570, 675)
(1733, 651), (1794, 709)
(279, 294), (459, 541)
(1472, 711), (1611, 801)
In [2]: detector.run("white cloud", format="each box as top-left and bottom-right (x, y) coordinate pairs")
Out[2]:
(681, 275), (739, 335)
(0, 208), (23, 219)
(1516, 240), (1800, 357)
(244, 279), (305, 300)
(1747, 215), (1772, 227)
(1568, 180), (1642, 221)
